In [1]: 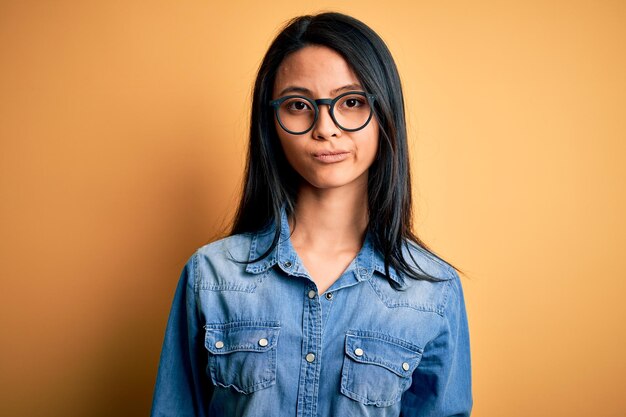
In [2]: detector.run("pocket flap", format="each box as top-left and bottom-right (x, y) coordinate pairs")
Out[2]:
(345, 332), (423, 377)
(204, 322), (280, 355)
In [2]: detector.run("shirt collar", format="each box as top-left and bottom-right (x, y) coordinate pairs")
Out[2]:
(245, 204), (406, 288)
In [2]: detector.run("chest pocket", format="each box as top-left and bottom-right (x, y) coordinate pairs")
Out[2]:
(204, 321), (280, 394)
(340, 331), (423, 407)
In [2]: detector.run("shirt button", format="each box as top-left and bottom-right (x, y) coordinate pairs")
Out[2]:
(354, 348), (364, 357)
(307, 290), (317, 299)
(258, 338), (268, 347)
(402, 362), (410, 371)
(215, 341), (224, 349)
(325, 292), (333, 300)
(284, 261), (292, 268)
(305, 353), (316, 363)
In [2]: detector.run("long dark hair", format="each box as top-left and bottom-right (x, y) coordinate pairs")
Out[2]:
(231, 11), (458, 285)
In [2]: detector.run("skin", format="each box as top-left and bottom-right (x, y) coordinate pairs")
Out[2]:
(272, 45), (380, 293)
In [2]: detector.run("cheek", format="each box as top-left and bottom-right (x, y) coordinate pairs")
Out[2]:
(358, 126), (380, 163)
(278, 136), (306, 172)
(274, 119), (295, 160)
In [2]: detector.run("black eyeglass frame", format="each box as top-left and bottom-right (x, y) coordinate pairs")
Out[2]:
(269, 91), (377, 135)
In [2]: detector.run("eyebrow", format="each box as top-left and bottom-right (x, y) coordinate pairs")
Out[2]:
(277, 83), (363, 97)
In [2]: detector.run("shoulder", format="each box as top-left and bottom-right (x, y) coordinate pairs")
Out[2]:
(195, 233), (254, 262)
(371, 240), (463, 317)
(183, 233), (258, 291)
(401, 240), (458, 282)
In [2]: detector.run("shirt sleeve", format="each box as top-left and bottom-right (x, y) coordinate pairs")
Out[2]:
(401, 273), (473, 417)
(150, 252), (213, 417)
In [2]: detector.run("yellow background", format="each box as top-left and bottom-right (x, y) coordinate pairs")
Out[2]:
(1, 1), (624, 416)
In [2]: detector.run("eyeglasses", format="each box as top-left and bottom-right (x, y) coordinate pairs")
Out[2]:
(269, 91), (377, 135)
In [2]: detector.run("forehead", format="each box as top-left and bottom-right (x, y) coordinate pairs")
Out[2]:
(273, 45), (361, 95)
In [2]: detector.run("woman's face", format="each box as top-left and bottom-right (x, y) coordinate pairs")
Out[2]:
(272, 45), (379, 191)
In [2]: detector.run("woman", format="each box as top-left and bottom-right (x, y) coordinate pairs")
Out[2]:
(151, 11), (472, 417)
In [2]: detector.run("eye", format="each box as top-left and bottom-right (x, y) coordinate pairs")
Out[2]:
(345, 98), (363, 108)
(337, 94), (367, 111)
(284, 99), (312, 112)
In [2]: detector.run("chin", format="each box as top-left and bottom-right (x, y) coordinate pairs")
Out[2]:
(311, 182), (349, 190)
(304, 174), (365, 190)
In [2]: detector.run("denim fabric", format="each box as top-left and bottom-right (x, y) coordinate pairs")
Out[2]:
(151, 206), (472, 417)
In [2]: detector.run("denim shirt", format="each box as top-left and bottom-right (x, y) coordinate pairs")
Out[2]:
(151, 207), (472, 417)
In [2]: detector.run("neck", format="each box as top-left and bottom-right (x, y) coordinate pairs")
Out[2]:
(288, 181), (369, 253)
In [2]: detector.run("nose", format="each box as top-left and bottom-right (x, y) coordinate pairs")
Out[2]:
(311, 103), (341, 140)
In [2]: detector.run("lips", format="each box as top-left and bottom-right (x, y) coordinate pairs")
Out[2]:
(312, 150), (350, 163)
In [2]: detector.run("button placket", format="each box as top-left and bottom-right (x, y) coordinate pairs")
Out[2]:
(299, 281), (323, 414)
